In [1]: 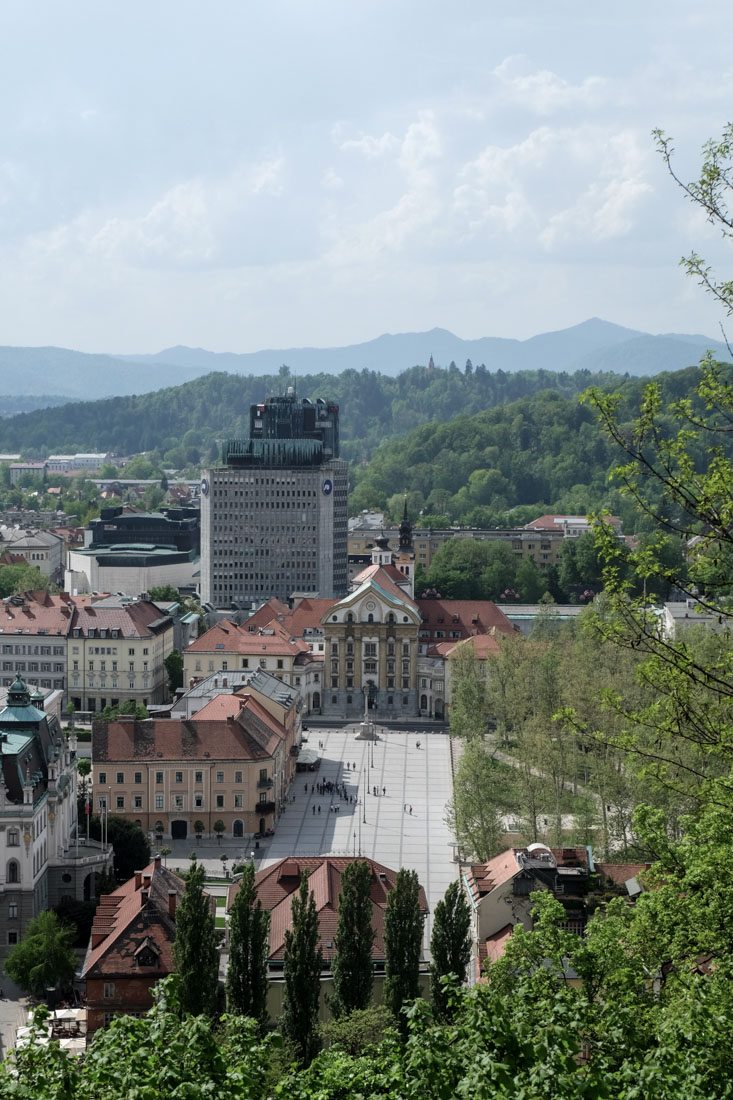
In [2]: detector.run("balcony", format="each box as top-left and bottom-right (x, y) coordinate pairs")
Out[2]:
(254, 800), (276, 815)
(257, 777), (273, 790)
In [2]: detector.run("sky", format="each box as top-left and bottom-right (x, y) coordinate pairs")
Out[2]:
(2, 1), (733, 355)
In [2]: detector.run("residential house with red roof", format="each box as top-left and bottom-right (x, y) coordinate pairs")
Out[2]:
(227, 856), (429, 1021)
(92, 673), (298, 842)
(81, 855), (188, 1039)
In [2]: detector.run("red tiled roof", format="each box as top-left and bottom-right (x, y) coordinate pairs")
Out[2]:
(416, 599), (515, 638)
(186, 618), (308, 657)
(231, 857), (428, 961)
(73, 599), (172, 639)
(93, 700), (284, 763)
(595, 862), (651, 886)
(82, 859), (186, 979)
(0, 592), (75, 636)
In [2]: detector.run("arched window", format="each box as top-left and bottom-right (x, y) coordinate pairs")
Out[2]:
(7, 828), (19, 847)
(232, 820), (244, 838)
(367, 613), (374, 624)
(346, 612), (354, 623)
(7, 860), (19, 884)
(387, 612), (395, 624)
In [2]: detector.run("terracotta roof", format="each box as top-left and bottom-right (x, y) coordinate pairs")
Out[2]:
(416, 599), (515, 638)
(72, 599), (172, 639)
(431, 634), (502, 660)
(483, 923), (514, 965)
(350, 565), (416, 606)
(245, 599), (291, 630)
(0, 592), (74, 636)
(469, 846), (590, 897)
(186, 618), (308, 658)
(93, 701), (284, 763)
(230, 857), (428, 962)
(82, 858), (186, 979)
(595, 862), (651, 886)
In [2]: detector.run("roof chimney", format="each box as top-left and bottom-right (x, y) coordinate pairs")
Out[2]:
(143, 872), (152, 888)
(141, 888), (149, 905)
(168, 890), (177, 920)
(134, 870), (143, 890)
(154, 854), (161, 869)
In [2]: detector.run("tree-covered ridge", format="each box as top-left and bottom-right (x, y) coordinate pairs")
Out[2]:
(0, 360), (633, 463)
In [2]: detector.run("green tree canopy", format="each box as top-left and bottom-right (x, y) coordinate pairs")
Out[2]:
(172, 858), (219, 1017)
(226, 862), (270, 1029)
(281, 873), (323, 1066)
(383, 868), (424, 1035)
(429, 880), (471, 1020)
(331, 859), (376, 1017)
(5, 911), (76, 997)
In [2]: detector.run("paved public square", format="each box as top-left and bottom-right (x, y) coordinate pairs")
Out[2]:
(262, 727), (457, 944)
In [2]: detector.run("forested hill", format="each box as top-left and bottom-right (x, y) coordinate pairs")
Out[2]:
(349, 365), (713, 528)
(0, 361), (633, 461)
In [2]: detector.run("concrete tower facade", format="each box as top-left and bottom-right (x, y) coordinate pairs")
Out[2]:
(200, 392), (348, 608)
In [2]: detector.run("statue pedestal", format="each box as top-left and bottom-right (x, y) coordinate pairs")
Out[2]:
(355, 718), (378, 741)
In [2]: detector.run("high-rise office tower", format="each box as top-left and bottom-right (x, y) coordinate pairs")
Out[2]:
(200, 390), (348, 607)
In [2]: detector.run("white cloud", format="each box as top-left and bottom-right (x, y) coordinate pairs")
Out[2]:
(493, 55), (607, 116)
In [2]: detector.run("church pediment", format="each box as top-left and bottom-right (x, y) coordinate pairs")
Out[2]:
(322, 577), (420, 627)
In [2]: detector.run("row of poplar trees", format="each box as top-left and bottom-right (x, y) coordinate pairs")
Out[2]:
(172, 858), (471, 1068)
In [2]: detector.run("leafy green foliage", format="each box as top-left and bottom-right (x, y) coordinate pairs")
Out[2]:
(226, 862), (270, 1029)
(172, 858), (219, 1017)
(429, 881), (471, 1019)
(4, 911), (76, 997)
(164, 648), (184, 693)
(281, 873), (323, 1066)
(384, 868), (423, 1035)
(330, 859), (376, 1017)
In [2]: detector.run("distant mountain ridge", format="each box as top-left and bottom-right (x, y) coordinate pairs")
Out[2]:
(0, 319), (727, 407)
(121, 318), (728, 379)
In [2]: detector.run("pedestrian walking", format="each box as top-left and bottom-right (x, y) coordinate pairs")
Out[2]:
(304, 782), (308, 792)
(404, 803), (407, 812)
(382, 786), (386, 796)
(409, 805), (412, 815)
(318, 805), (321, 814)
(312, 805), (315, 815)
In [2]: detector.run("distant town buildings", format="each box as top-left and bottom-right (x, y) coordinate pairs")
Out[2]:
(200, 391), (348, 608)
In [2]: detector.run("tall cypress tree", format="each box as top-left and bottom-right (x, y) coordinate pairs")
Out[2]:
(384, 868), (424, 1035)
(429, 880), (471, 1019)
(331, 859), (376, 1016)
(173, 858), (219, 1017)
(226, 862), (271, 1029)
(281, 873), (323, 1065)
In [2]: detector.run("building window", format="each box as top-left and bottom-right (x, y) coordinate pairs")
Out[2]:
(235, 771), (242, 784)
(156, 771), (163, 784)
(116, 772), (124, 784)
(234, 794), (243, 808)
(194, 794), (203, 809)
(99, 771), (107, 785)
(6, 861), (19, 884)
(195, 771), (203, 784)
(175, 771), (183, 784)
(155, 795), (163, 810)
(116, 796), (124, 810)
(216, 794), (224, 809)
(8, 903), (17, 920)
(134, 771), (142, 784)
(216, 771), (224, 783)
(98, 797), (107, 810)
(174, 796), (183, 810)
(104, 982), (116, 999)
(7, 829), (18, 847)
(7, 931), (18, 946)
(134, 796), (142, 809)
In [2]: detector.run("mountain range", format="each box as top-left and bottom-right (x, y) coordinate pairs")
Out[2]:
(1, 318), (727, 407)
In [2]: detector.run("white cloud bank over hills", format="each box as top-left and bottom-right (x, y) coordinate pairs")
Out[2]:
(1, 1), (732, 353)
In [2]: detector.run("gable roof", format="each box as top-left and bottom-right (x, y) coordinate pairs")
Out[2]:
(186, 618), (309, 658)
(82, 858), (186, 979)
(93, 699), (284, 763)
(231, 857), (428, 962)
(416, 599), (515, 638)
